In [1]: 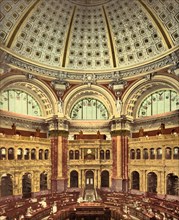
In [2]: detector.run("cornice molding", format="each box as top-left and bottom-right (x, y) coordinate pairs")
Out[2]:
(0, 112), (47, 132)
(1, 47), (178, 81)
(132, 110), (179, 133)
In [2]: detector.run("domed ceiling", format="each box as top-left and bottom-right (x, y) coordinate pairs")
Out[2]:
(0, 0), (178, 76)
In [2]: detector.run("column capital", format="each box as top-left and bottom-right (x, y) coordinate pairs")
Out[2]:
(111, 130), (130, 137)
(46, 115), (69, 134)
(110, 115), (132, 136)
(49, 130), (69, 137)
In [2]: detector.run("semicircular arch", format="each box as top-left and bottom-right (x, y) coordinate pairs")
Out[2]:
(0, 74), (58, 117)
(63, 84), (116, 119)
(122, 74), (179, 119)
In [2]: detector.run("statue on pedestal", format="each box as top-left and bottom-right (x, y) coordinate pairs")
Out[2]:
(57, 98), (63, 113)
(116, 97), (122, 115)
(79, 130), (83, 139)
(36, 128), (40, 137)
(12, 123), (16, 135)
(139, 127), (144, 137)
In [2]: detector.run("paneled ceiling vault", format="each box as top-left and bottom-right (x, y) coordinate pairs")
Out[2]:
(0, 0), (178, 79)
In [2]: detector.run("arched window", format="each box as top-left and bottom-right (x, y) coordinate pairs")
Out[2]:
(0, 89), (42, 116)
(173, 147), (179, 160)
(31, 149), (36, 160)
(8, 148), (14, 160)
(44, 149), (49, 160)
(1, 174), (13, 197)
(147, 172), (157, 193)
(0, 147), (6, 160)
(156, 148), (162, 159)
(75, 150), (79, 159)
(100, 150), (104, 160)
(106, 150), (110, 159)
(150, 148), (155, 159)
(70, 98), (108, 120)
(24, 148), (30, 160)
(39, 149), (43, 160)
(69, 150), (74, 160)
(131, 171), (140, 190)
(165, 147), (171, 159)
(17, 148), (23, 160)
(166, 174), (178, 196)
(130, 149), (135, 159)
(138, 90), (179, 117)
(101, 170), (109, 187)
(136, 149), (141, 159)
(40, 172), (47, 191)
(143, 148), (148, 159)
(70, 171), (78, 188)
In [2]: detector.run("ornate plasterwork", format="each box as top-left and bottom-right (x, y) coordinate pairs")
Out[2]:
(0, 0), (178, 71)
(69, 121), (110, 135)
(2, 49), (178, 81)
(63, 84), (116, 119)
(0, 0), (34, 44)
(105, 0), (167, 67)
(122, 74), (179, 119)
(0, 74), (58, 116)
(68, 0), (111, 6)
(144, 0), (179, 46)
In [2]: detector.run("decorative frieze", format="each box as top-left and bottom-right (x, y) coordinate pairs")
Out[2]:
(3, 49), (177, 81)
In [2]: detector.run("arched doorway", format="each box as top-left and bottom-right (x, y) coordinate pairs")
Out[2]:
(166, 173), (179, 195)
(101, 170), (109, 187)
(85, 170), (94, 189)
(147, 172), (157, 193)
(22, 173), (32, 198)
(131, 171), (140, 190)
(1, 174), (13, 197)
(70, 170), (78, 188)
(40, 172), (47, 191)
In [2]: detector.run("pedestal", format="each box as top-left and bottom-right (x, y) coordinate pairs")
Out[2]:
(57, 178), (68, 192)
(111, 178), (123, 191)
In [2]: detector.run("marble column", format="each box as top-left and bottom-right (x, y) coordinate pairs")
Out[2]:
(51, 136), (58, 192)
(57, 134), (68, 192)
(110, 117), (131, 192)
(111, 135), (123, 191)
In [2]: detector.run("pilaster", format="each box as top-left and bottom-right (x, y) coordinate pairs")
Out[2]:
(160, 171), (166, 195)
(13, 171), (21, 196)
(141, 170), (146, 192)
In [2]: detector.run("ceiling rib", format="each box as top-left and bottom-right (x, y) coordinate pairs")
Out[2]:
(102, 6), (117, 68)
(7, 0), (41, 48)
(62, 6), (76, 68)
(139, 0), (173, 49)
